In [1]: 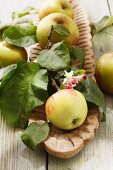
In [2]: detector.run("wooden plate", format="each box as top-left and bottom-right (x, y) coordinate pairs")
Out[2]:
(29, 0), (99, 158)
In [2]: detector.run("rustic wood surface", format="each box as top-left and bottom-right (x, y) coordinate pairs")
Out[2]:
(0, 0), (113, 170)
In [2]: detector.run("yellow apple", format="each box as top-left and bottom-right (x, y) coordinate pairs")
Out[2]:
(0, 41), (27, 68)
(36, 13), (79, 49)
(39, 0), (74, 20)
(45, 89), (88, 130)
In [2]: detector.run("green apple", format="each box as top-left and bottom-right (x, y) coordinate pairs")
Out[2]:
(95, 52), (113, 94)
(39, 0), (74, 20)
(0, 41), (27, 68)
(36, 13), (79, 49)
(45, 89), (88, 130)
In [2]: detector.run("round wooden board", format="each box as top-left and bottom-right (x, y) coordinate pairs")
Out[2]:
(43, 109), (99, 158)
(30, 0), (99, 158)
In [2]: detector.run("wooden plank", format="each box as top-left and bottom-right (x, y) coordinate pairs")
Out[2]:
(48, 95), (113, 170)
(108, 0), (113, 15)
(0, 0), (113, 170)
(0, 116), (47, 170)
(76, 0), (110, 22)
(0, 0), (44, 25)
(0, 1), (46, 170)
(48, 0), (113, 170)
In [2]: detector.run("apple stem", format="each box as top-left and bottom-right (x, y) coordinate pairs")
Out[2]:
(46, 25), (54, 49)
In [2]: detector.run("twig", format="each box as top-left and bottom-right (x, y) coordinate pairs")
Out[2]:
(49, 75), (60, 91)
(46, 25), (54, 49)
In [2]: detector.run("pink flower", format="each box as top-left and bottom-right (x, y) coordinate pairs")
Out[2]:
(71, 78), (78, 84)
(63, 70), (87, 89)
(65, 84), (73, 89)
(82, 75), (87, 80)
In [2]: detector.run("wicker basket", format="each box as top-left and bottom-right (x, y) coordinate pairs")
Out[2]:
(29, 0), (99, 159)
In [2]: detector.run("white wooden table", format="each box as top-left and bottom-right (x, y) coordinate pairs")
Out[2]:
(0, 0), (113, 170)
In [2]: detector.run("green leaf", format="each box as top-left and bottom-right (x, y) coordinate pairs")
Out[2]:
(37, 42), (70, 71)
(0, 62), (48, 127)
(0, 24), (10, 41)
(0, 29), (3, 41)
(91, 16), (113, 58)
(68, 45), (85, 67)
(93, 26), (113, 58)
(92, 16), (113, 33)
(21, 122), (49, 150)
(0, 61), (26, 90)
(73, 69), (85, 76)
(53, 24), (70, 36)
(0, 64), (16, 80)
(0, 6), (38, 41)
(74, 77), (106, 113)
(12, 7), (39, 20)
(2, 23), (37, 47)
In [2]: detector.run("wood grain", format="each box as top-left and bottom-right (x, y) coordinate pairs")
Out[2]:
(108, 0), (113, 15)
(1, 0), (113, 170)
(47, 0), (113, 169)
(0, 1), (46, 170)
(0, 115), (47, 170)
(44, 109), (99, 159)
(48, 97), (113, 170)
(76, 0), (110, 22)
(0, 0), (44, 25)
